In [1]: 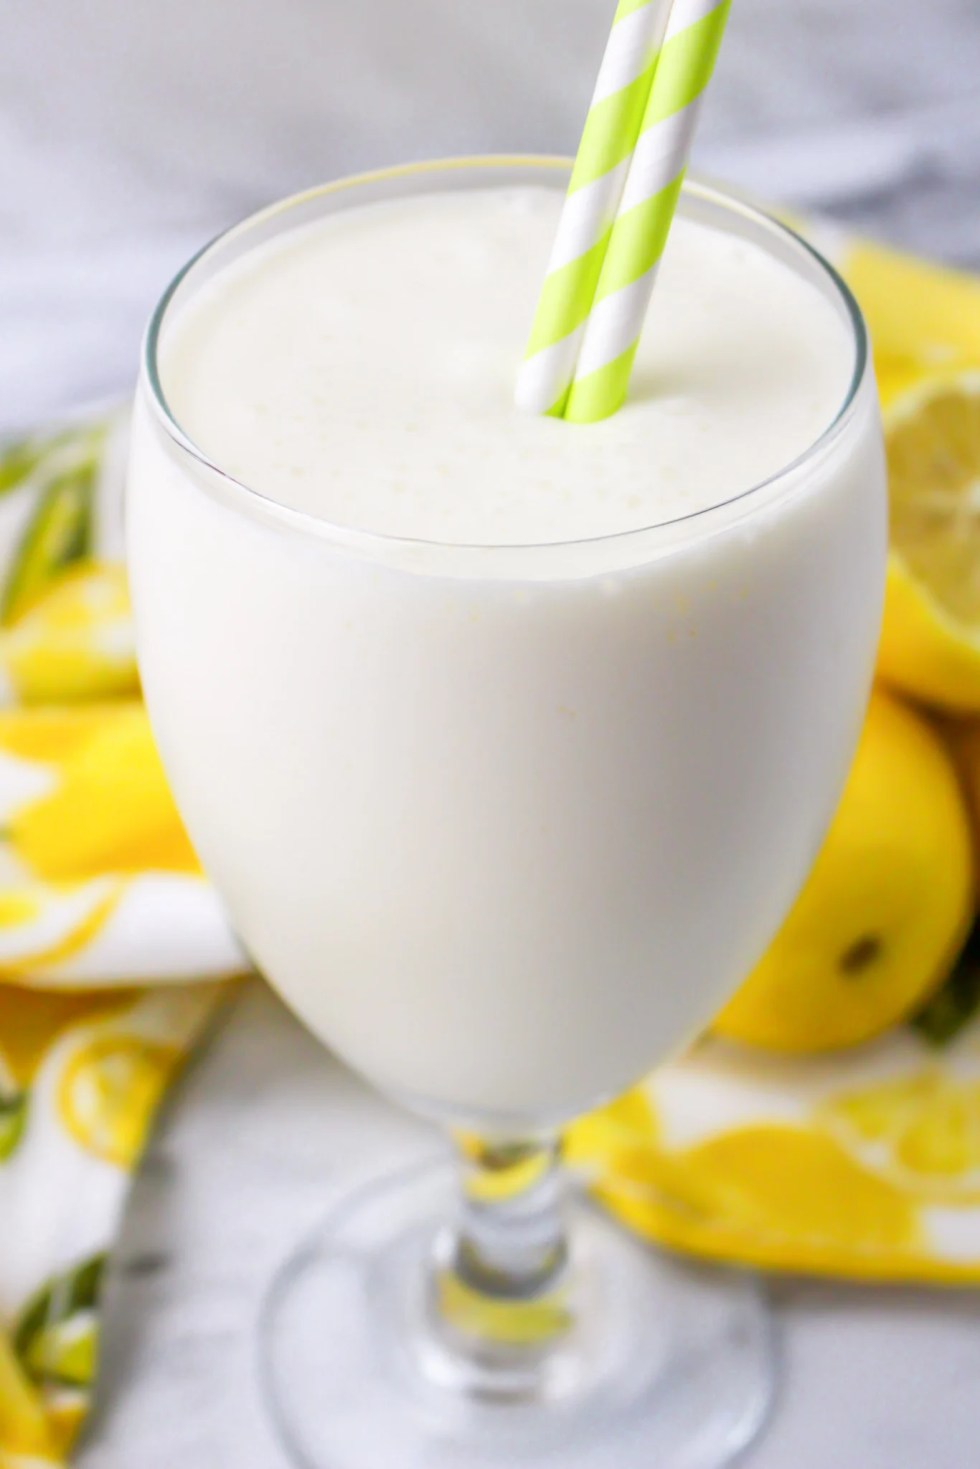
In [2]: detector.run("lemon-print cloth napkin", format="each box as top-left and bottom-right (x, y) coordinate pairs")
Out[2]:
(0, 421), (242, 1466)
(2, 234), (980, 1465)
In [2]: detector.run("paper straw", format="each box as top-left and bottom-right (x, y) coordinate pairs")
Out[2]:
(562, 0), (731, 423)
(514, 0), (674, 417)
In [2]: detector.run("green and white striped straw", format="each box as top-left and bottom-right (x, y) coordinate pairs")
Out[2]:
(564, 0), (731, 422)
(514, 0), (673, 417)
(518, 0), (731, 424)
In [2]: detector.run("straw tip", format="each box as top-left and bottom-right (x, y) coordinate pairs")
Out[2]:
(514, 364), (565, 418)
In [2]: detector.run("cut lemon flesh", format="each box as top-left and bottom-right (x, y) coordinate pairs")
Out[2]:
(879, 373), (980, 709)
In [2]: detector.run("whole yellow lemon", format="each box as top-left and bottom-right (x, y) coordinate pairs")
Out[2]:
(715, 689), (974, 1052)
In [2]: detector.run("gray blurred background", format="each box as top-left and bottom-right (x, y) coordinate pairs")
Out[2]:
(2, 0), (978, 429)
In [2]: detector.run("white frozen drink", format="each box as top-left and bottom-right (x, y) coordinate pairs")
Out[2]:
(128, 170), (885, 1123)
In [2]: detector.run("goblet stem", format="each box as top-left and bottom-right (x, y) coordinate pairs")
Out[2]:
(424, 1134), (577, 1395)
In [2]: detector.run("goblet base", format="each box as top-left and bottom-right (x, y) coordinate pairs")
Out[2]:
(260, 1157), (774, 1469)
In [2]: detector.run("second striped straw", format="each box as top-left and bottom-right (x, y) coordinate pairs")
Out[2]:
(518, 0), (731, 424)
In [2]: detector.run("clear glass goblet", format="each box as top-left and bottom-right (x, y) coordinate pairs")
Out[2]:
(127, 158), (886, 1469)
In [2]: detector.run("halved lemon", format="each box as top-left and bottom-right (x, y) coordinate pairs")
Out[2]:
(877, 373), (980, 710)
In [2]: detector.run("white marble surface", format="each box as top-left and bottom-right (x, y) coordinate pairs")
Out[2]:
(3, 0), (980, 1462)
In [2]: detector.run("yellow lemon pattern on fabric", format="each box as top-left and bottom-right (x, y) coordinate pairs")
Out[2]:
(877, 374), (980, 710)
(0, 565), (138, 706)
(0, 421), (237, 1466)
(0, 893), (42, 929)
(0, 884), (124, 978)
(584, 1122), (923, 1278)
(0, 985), (139, 1165)
(5, 1254), (105, 1466)
(9, 703), (199, 881)
(42, 1392), (88, 1460)
(0, 433), (100, 628)
(822, 1071), (980, 1203)
(715, 689), (973, 1051)
(58, 1034), (180, 1168)
(0, 984), (136, 1087)
(0, 704), (198, 984)
(574, 1100), (733, 1227)
(0, 1326), (54, 1463)
(672, 1126), (922, 1257)
(0, 704), (118, 764)
(21, 1315), (97, 1392)
(565, 1088), (661, 1186)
